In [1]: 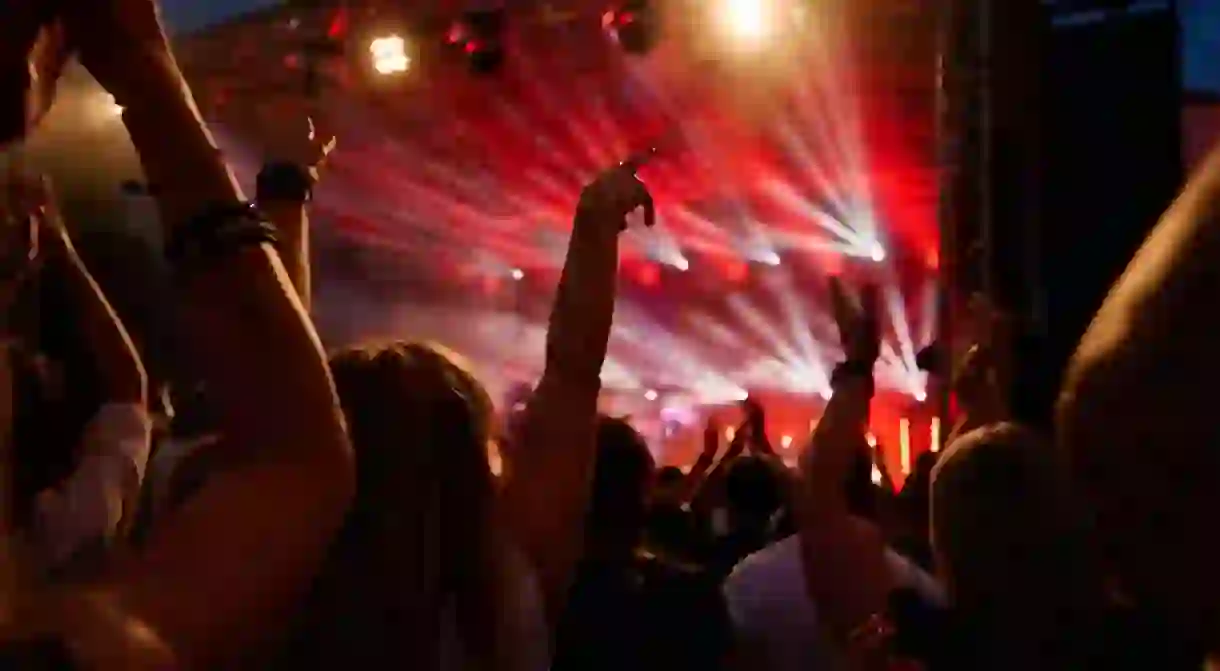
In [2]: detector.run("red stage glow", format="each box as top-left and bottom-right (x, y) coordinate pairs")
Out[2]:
(181, 0), (941, 470)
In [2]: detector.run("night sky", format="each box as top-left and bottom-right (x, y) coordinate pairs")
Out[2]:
(161, 0), (1220, 91)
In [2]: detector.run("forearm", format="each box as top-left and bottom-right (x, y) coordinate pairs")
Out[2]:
(120, 62), (241, 228)
(56, 254), (146, 405)
(805, 377), (873, 513)
(677, 449), (719, 502)
(541, 210), (620, 382)
(504, 211), (619, 620)
(260, 202), (310, 311)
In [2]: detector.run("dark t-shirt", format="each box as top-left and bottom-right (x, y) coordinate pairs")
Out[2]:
(553, 553), (732, 671)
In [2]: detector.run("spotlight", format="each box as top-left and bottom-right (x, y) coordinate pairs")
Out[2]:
(763, 251), (781, 266)
(780, 434), (793, 449)
(511, 268), (525, 281)
(674, 256), (690, 271)
(913, 389), (927, 402)
(644, 389), (659, 401)
(869, 242), (886, 262)
(448, 8), (506, 75)
(715, 0), (773, 43)
(369, 34), (411, 75)
(603, 0), (659, 54)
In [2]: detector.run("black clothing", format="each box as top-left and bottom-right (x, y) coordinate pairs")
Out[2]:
(553, 552), (732, 671)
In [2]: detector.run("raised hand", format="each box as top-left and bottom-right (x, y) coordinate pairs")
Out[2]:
(259, 101), (337, 182)
(576, 158), (656, 231)
(829, 277), (880, 364)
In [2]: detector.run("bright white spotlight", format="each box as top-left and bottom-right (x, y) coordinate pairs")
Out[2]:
(763, 251), (782, 266)
(780, 435), (793, 449)
(510, 268), (525, 281)
(869, 243), (886, 262)
(369, 35), (411, 75)
(913, 389), (927, 402)
(818, 388), (832, 401)
(674, 256), (690, 271)
(644, 389), (659, 401)
(717, 0), (772, 42)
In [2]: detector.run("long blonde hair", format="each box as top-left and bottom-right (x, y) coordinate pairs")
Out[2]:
(280, 342), (514, 669)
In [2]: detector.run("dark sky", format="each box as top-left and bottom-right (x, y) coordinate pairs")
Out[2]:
(162, 0), (1220, 92)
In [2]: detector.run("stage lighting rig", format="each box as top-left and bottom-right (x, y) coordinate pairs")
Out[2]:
(447, 8), (507, 75)
(603, 0), (659, 54)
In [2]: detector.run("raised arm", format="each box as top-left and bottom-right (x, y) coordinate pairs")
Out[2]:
(792, 280), (895, 648)
(256, 112), (335, 312)
(58, 2), (355, 664)
(27, 196), (152, 567)
(501, 163), (651, 621)
(42, 203), (146, 406)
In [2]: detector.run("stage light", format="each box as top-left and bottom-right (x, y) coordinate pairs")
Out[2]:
(780, 434), (793, 449)
(369, 35), (410, 75)
(913, 389), (927, 402)
(818, 388), (832, 400)
(866, 432), (877, 447)
(716, 0), (772, 43)
(763, 251), (782, 266)
(511, 268), (525, 281)
(604, 1), (658, 54)
(674, 256), (690, 271)
(644, 389), (659, 401)
(900, 418), (911, 475)
(869, 242), (886, 262)
(449, 8), (506, 74)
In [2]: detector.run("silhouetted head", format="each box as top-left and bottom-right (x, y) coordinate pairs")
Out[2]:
(586, 416), (655, 555)
(288, 342), (509, 669)
(932, 423), (1102, 647)
(724, 455), (783, 523)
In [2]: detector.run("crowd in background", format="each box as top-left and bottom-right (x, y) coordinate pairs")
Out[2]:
(2, 1), (1220, 670)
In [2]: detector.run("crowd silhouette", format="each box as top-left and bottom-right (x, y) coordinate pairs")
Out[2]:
(0, 1), (1217, 669)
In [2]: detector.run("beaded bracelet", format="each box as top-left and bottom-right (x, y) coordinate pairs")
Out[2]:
(165, 202), (280, 273)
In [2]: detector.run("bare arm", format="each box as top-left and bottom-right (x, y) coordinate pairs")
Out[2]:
(675, 424), (722, 504)
(42, 225), (146, 406)
(259, 201), (310, 311)
(792, 283), (895, 645)
(500, 162), (652, 622)
(501, 204), (620, 622)
(89, 51), (353, 666)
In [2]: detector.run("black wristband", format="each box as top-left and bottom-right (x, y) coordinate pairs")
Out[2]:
(830, 359), (876, 391)
(166, 202), (280, 272)
(256, 161), (313, 204)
